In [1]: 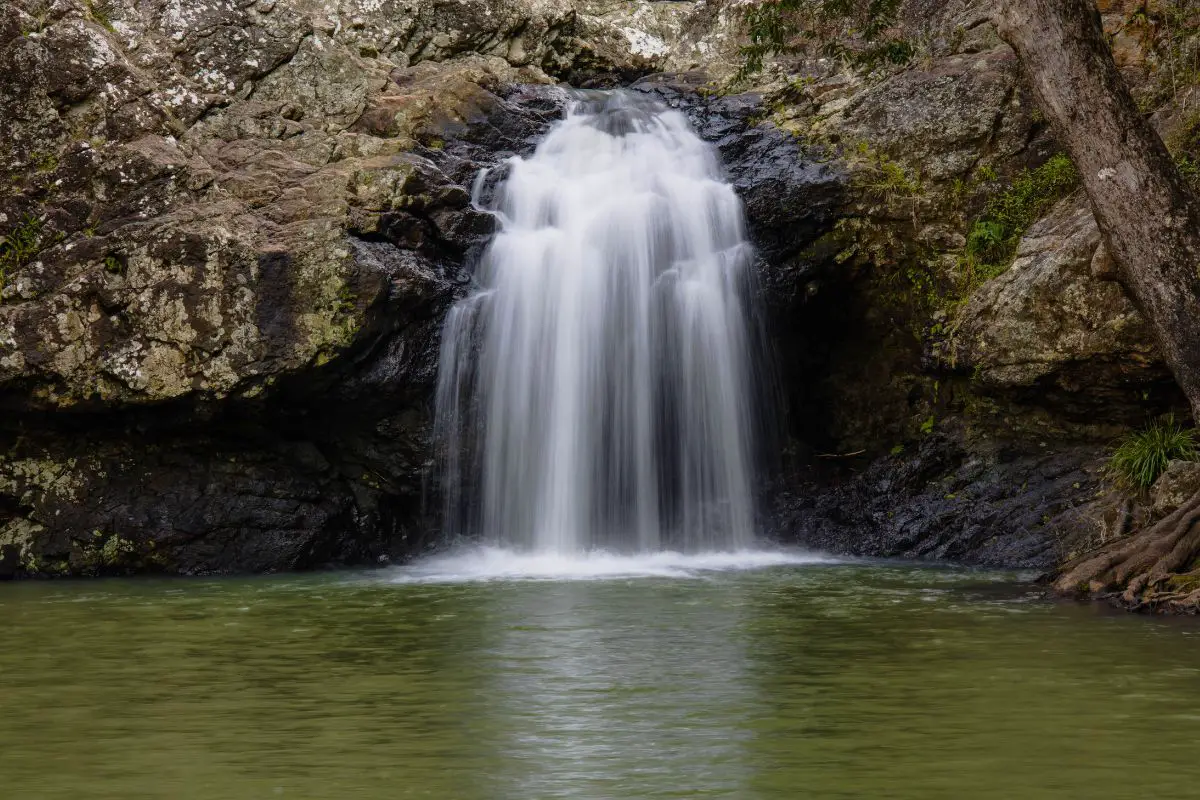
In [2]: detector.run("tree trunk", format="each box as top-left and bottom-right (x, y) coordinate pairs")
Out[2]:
(994, 0), (1200, 610)
(995, 0), (1200, 423)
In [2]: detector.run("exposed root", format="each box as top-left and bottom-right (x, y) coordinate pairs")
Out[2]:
(1053, 488), (1200, 612)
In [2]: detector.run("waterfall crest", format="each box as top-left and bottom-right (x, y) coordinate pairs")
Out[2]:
(435, 91), (765, 554)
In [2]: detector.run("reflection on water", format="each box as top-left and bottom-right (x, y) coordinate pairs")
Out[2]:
(3, 559), (1200, 799)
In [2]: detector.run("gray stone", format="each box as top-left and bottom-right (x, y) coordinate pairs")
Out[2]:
(1151, 460), (1200, 518)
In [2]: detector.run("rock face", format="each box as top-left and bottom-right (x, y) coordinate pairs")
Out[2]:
(730, 0), (1196, 571)
(953, 196), (1172, 420)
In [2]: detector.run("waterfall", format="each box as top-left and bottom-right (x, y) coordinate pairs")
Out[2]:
(435, 90), (765, 554)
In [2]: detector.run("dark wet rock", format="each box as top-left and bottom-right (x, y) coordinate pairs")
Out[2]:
(769, 432), (1108, 570)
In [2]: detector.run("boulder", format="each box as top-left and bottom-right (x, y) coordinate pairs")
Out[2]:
(1151, 460), (1200, 518)
(953, 196), (1170, 419)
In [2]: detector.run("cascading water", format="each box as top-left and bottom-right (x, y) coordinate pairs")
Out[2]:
(435, 90), (767, 555)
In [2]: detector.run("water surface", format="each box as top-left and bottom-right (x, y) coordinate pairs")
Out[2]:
(4, 551), (1200, 799)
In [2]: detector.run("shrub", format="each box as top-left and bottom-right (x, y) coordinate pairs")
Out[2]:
(1108, 415), (1200, 490)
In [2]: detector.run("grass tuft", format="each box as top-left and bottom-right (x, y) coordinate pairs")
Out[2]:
(1108, 415), (1200, 490)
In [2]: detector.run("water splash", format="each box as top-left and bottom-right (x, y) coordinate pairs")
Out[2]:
(387, 547), (836, 584)
(435, 91), (766, 554)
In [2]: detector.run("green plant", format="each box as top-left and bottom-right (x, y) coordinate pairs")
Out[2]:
(959, 154), (1079, 289)
(737, 0), (910, 79)
(1176, 152), (1200, 189)
(0, 216), (43, 265)
(84, 0), (114, 31)
(0, 215), (45, 293)
(847, 141), (923, 219)
(1108, 414), (1200, 490)
(32, 151), (58, 173)
(965, 220), (1006, 263)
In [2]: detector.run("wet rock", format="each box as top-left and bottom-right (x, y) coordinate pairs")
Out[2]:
(632, 76), (849, 302)
(770, 433), (1108, 569)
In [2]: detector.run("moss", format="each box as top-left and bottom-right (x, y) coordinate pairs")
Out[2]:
(74, 532), (141, 573)
(336, 282), (356, 315)
(100, 535), (135, 565)
(967, 154), (1078, 261)
(32, 151), (59, 173)
(1167, 572), (1200, 593)
(1175, 152), (1200, 189)
(848, 141), (923, 202)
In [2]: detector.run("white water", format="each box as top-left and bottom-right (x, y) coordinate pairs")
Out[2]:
(435, 91), (765, 555)
(388, 547), (835, 584)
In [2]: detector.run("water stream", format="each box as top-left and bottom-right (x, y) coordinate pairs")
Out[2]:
(436, 91), (763, 554)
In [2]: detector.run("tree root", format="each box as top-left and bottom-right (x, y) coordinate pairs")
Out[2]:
(1054, 488), (1200, 612)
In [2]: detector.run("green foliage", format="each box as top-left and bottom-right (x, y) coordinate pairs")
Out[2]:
(0, 215), (45, 294)
(1108, 415), (1200, 490)
(737, 0), (910, 79)
(84, 0), (114, 31)
(1175, 152), (1200, 190)
(1167, 109), (1200, 191)
(1130, 2), (1200, 110)
(103, 254), (124, 275)
(964, 220), (1005, 264)
(848, 141), (922, 207)
(0, 216), (43, 266)
(960, 154), (1078, 286)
